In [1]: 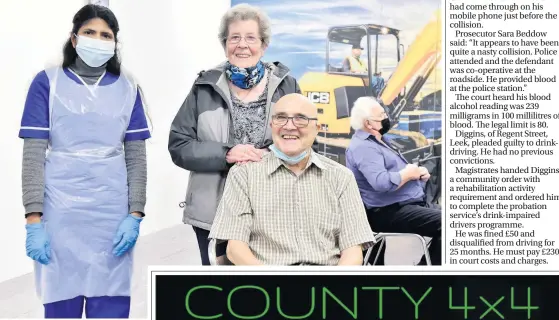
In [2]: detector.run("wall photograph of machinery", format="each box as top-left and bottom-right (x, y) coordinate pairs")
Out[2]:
(238, 0), (443, 202)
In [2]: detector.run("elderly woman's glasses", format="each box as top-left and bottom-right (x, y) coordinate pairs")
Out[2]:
(272, 115), (317, 128)
(227, 35), (260, 44)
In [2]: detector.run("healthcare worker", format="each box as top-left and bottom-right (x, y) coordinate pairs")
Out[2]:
(18, 4), (150, 318)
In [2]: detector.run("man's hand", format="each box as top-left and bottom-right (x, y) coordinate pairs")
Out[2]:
(401, 164), (423, 181)
(419, 166), (430, 181)
(338, 245), (363, 266)
(226, 240), (264, 265)
(226, 145), (263, 164)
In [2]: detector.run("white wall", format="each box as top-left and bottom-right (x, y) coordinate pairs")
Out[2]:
(0, 0), (230, 283)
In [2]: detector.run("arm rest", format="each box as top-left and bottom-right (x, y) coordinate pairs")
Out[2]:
(208, 238), (226, 266)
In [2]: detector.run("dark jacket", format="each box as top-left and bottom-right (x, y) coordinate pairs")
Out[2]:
(168, 61), (313, 230)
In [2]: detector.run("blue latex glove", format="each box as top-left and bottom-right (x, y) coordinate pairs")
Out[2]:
(25, 223), (51, 265)
(113, 214), (143, 257)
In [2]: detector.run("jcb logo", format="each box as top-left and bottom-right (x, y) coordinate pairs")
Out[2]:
(306, 92), (330, 104)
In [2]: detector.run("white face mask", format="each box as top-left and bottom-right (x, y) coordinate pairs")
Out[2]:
(75, 35), (115, 67)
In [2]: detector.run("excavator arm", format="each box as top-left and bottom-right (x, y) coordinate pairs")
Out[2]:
(379, 9), (442, 123)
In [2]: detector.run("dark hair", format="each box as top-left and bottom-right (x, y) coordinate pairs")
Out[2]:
(62, 4), (121, 74)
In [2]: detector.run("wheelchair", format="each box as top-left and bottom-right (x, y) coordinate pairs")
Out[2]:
(411, 141), (442, 205)
(208, 233), (432, 266)
(363, 233), (432, 266)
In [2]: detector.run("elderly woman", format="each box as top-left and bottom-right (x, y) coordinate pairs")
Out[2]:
(168, 4), (305, 265)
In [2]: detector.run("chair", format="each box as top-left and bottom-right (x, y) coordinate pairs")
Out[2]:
(208, 233), (431, 266)
(364, 233), (432, 266)
(208, 238), (231, 266)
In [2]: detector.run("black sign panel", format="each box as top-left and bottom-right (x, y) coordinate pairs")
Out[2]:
(153, 271), (556, 319)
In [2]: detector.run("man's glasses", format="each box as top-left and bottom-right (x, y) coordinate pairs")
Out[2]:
(227, 35), (261, 44)
(272, 115), (318, 128)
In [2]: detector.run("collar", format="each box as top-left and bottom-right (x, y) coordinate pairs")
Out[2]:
(354, 129), (393, 146)
(266, 150), (325, 175)
(354, 129), (372, 140)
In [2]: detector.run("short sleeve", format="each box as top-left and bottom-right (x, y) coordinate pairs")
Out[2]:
(125, 87), (151, 141)
(209, 165), (253, 243)
(338, 172), (376, 251)
(19, 71), (50, 139)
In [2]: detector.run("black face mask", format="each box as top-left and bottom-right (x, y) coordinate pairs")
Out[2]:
(377, 118), (391, 135)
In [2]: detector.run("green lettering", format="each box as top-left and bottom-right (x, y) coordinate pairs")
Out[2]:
(185, 285), (223, 319)
(510, 287), (539, 318)
(448, 287), (476, 319)
(322, 287), (358, 319)
(401, 287), (432, 319)
(361, 287), (399, 319)
(227, 285), (270, 319)
(479, 296), (504, 319)
(277, 287), (315, 319)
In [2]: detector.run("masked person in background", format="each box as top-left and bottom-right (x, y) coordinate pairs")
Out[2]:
(345, 97), (441, 265)
(208, 93), (375, 266)
(168, 4), (315, 265)
(19, 4), (150, 318)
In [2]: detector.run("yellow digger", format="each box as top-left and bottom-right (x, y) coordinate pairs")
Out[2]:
(299, 9), (442, 166)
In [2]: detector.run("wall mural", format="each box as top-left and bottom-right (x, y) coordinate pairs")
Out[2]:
(232, 0), (443, 168)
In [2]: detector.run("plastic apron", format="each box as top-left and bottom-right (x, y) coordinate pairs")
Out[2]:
(35, 67), (137, 304)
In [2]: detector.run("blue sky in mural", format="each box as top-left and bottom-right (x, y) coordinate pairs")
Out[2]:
(232, 0), (440, 80)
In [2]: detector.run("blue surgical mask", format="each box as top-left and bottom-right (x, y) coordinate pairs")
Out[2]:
(75, 35), (115, 68)
(269, 144), (308, 165)
(225, 60), (265, 89)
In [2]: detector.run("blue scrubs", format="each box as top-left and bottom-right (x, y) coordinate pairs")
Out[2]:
(44, 296), (131, 318)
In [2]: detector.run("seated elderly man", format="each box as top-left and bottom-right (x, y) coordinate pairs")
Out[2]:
(209, 93), (375, 266)
(345, 96), (441, 265)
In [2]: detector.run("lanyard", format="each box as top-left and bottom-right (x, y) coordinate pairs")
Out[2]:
(368, 136), (408, 164)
